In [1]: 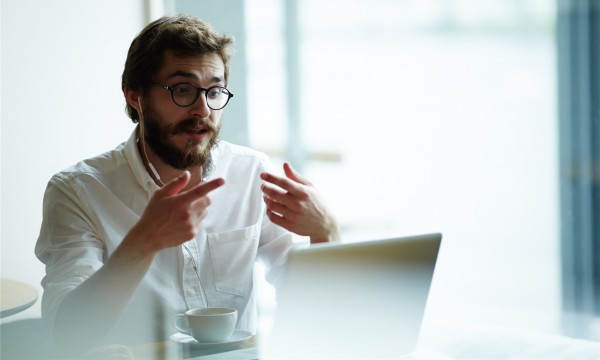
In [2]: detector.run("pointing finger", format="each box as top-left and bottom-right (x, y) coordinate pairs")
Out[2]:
(181, 177), (225, 202)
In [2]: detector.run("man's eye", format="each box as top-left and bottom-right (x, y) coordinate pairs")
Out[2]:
(173, 85), (194, 95)
(207, 88), (223, 99)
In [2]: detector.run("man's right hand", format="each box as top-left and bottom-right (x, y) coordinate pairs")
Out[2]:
(129, 171), (225, 255)
(54, 171), (225, 352)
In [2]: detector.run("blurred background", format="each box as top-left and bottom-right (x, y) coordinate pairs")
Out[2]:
(1, 0), (598, 344)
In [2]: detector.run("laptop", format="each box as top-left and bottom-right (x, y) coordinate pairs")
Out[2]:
(263, 233), (442, 359)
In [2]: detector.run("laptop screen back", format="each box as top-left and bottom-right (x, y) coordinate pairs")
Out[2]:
(264, 233), (442, 359)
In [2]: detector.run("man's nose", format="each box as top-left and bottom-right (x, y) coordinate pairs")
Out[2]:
(190, 92), (211, 119)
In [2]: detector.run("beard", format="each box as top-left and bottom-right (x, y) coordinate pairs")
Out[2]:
(141, 102), (220, 171)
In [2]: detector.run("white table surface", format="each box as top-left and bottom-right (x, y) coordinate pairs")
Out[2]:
(0, 278), (38, 318)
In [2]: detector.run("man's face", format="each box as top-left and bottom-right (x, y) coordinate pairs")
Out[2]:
(141, 51), (225, 170)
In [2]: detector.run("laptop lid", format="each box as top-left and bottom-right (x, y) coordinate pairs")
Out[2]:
(264, 233), (442, 359)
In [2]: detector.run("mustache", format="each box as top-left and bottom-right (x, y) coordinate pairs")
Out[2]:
(171, 118), (218, 135)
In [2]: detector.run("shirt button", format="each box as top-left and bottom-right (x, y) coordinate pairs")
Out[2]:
(187, 288), (196, 295)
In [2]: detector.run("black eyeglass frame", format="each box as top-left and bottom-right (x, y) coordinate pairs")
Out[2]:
(153, 82), (234, 110)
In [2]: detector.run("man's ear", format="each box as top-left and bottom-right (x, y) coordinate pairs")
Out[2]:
(124, 87), (141, 112)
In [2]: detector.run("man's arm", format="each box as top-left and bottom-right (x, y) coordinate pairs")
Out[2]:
(52, 172), (224, 352)
(260, 162), (340, 244)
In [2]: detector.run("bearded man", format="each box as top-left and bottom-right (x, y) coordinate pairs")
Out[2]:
(35, 15), (339, 354)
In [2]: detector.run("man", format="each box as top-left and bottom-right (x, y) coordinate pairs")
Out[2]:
(35, 15), (339, 353)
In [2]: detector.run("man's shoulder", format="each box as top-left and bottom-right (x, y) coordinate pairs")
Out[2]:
(51, 142), (128, 183)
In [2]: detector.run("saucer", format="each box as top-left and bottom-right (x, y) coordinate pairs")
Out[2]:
(170, 330), (252, 349)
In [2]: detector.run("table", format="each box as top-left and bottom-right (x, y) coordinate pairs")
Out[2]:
(0, 278), (38, 318)
(130, 335), (258, 359)
(129, 337), (453, 359)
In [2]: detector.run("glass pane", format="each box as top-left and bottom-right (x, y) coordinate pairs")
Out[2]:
(245, 0), (288, 152)
(247, 0), (558, 335)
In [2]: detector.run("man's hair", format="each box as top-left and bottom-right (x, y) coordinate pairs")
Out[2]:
(121, 15), (234, 123)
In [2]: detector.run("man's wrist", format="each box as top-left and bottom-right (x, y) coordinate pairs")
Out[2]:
(120, 223), (160, 261)
(310, 217), (341, 244)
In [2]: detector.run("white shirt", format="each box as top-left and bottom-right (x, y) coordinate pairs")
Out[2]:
(35, 129), (296, 345)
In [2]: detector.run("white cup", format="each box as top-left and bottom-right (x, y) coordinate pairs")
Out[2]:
(174, 307), (238, 343)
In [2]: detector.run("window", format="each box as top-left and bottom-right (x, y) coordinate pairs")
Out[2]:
(246, 0), (564, 336)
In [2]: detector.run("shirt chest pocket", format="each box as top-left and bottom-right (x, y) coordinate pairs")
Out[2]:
(207, 223), (260, 296)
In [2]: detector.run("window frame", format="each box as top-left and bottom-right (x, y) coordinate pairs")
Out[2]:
(556, 0), (600, 340)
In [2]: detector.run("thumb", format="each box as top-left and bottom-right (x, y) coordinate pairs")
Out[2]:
(283, 162), (311, 186)
(160, 171), (191, 196)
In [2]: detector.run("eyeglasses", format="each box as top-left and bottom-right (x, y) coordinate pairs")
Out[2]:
(153, 83), (234, 110)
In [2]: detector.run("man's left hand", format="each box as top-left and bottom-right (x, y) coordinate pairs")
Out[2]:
(260, 162), (340, 244)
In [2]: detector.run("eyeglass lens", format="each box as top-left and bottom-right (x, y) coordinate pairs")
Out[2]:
(171, 83), (232, 109)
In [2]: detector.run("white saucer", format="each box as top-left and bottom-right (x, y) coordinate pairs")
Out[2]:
(170, 330), (252, 349)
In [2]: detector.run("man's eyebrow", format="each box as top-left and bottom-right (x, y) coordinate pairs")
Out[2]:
(166, 71), (224, 84)
(166, 70), (197, 80)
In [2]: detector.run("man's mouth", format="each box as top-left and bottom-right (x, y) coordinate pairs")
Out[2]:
(171, 118), (217, 141)
(183, 126), (209, 136)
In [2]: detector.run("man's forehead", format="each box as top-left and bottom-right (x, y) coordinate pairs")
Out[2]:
(164, 70), (224, 83)
(159, 51), (225, 80)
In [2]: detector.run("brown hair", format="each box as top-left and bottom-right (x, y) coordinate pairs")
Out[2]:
(121, 15), (234, 123)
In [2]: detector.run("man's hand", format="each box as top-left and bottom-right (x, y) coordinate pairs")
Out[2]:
(260, 162), (340, 243)
(129, 171), (225, 256)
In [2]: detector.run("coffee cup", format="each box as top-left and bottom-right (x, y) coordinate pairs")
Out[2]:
(174, 307), (238, 343)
